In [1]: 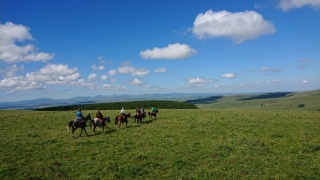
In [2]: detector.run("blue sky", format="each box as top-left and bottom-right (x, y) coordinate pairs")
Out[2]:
(0, 0), (319, 102)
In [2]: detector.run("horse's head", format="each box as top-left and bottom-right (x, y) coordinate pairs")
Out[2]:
(85, 113), (92, 120)
(105, 116), (111, 123)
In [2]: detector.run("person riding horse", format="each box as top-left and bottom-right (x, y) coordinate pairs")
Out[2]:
(140, 106), (146, 117)
(120, 107), (126, 118)
(74, 108), (83, 128)
(96, 109), (105, 126)
(135, 106), (141, 116)
(151, 106), (156, 114)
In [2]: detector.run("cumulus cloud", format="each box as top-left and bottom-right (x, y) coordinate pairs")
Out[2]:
(102, 84), (127, 90)
(26, 64), (80, 84)
(0, 64), (80, 92)
(88, 73), (97, 80)
(302, 80), (309, 84)
(126, 78), (143, 85)
(91, 64), (105, 71)
(132, 68), (149, 76)
(187, 77), (213, 84)
(0, 22), (55, 63)
(154, 67), (166, 73)
(100, 75), (108, 80)
(191, 10), (276, 43)
(118, 64), (135, 74)
(221, 73), (235, 78)
(109, 70), (117, 76)
(140, 43), (197, 60)
(278, 0), (320, 11)
(0, 64), (24, 77)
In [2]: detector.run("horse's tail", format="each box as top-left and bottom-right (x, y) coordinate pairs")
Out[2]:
(114, 116), (118, 125)
(67, 120), (73, 131)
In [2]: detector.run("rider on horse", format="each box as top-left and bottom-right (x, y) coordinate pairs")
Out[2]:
(120, 107), (126, 118)
(151, 106), (155, 114)
(74, 108), (83, 128)
(135, 106), (141, 116)
(140, 106), (146, 117)
(96, 109), (105, 125)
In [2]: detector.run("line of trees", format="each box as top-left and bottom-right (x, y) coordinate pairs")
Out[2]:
(35, 100), (198, 111)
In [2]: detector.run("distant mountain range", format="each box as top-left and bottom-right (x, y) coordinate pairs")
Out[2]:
(0, 92), (241, 110)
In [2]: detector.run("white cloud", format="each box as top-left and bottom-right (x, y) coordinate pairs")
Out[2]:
(118, 65), (135, 74)
(91, 64), (105, 71)
(187, 77), (213, 84)
(98, 56), (106, 64)
(0, 22), (55, 63)
(302, 80), (309, 84)
(88, 73), (97, 80)
(0, 64), (24, 77)
(278, 0), (320, 11)
(0, 64), (81, 92)
(26, 64), (80, 85)
(140, 43), (197, 60)
(109, 70), (117, 76)
(221, 73), (235, 78)
(132, 68), (149, 76)
(267, 79), (283, 83)
(259, 67), (283, 72)
(191, 10), (275, 44)
(126, 78), (143, 85)
(154, 67), (166, 73)
(102, 84), (127, 90)
(100, 75), (108, 80)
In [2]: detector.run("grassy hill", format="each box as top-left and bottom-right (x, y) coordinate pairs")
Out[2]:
(194, 89), (320, 111)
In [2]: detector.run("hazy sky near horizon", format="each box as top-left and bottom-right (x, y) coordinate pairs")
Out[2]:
(0, 0), (319, 102)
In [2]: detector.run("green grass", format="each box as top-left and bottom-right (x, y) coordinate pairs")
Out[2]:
(0, 109), (320, 179)
(196, 89), (320, 111)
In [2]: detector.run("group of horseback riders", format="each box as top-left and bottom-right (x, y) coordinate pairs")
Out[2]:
(73, 106), (157, 128)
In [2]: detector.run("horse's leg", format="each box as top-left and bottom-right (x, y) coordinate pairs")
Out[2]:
(72, 127), (75, 138)
(83, 127), (89, 136)
(79, 128), (83, 136)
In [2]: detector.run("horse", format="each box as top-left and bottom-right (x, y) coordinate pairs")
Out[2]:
(90, 116), (111, 133)
(148, 109), (159, 120)
(133, 113), (146, 125)
(115, 113), (131, 129)
(66, 113), (92, 138)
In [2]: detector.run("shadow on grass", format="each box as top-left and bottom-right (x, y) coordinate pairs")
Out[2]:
(185, 96), (224, 104)
(238, 92), (292, 101)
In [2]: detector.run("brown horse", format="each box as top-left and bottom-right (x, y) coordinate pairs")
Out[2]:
(66, 113), (92, 138)
(115, 113), (131, 129)
(90, 116), (111, 133)
(133, 113), (146, 125)
(148, 109), (158, 120)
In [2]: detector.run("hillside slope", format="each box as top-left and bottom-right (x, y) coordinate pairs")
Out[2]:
(195, 89), (320, 111)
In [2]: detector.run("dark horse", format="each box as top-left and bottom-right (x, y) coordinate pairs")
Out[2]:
(148, 109), (159, 120)
(67, 114), (92, 138)
(90, 116), (111, 133)
(133, 113), (146, 125)
(115, 113), (131, 129)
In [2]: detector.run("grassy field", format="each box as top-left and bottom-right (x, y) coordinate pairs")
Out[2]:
(196, 89), (320, 111)
(0, 109), (319, 179)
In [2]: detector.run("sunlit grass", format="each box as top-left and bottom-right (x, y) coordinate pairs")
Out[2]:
(0, 109), (319, 179)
